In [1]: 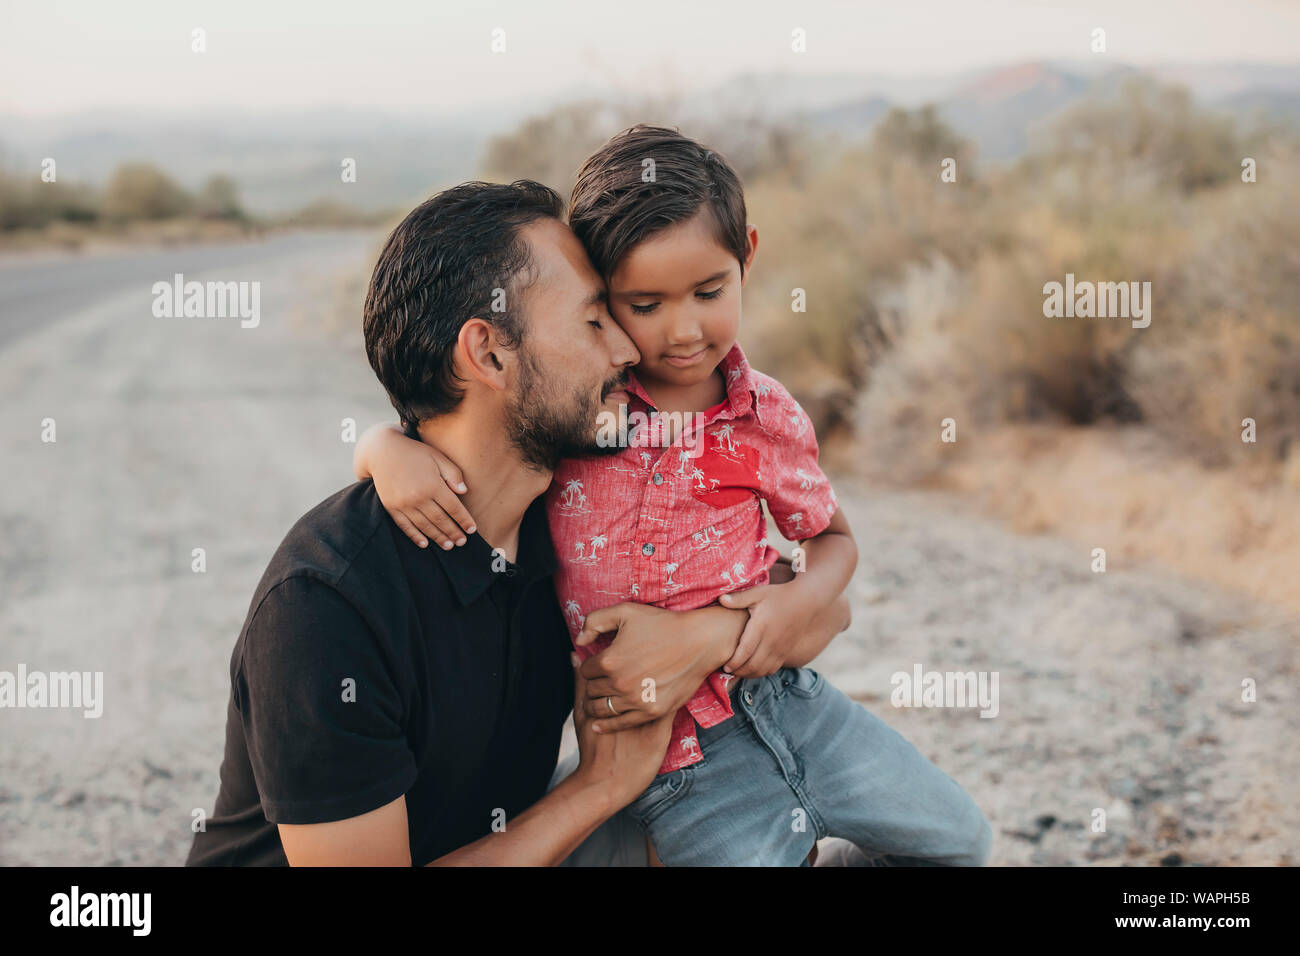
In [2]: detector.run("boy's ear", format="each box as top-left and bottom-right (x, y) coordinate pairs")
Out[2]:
(741, 224), (759, 284)
(455, 317), (512, 392)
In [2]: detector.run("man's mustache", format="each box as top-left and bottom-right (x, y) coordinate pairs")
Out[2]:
(601, 370), (630, 399)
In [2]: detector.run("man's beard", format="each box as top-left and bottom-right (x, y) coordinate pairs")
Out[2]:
(504, 342), (629, 472)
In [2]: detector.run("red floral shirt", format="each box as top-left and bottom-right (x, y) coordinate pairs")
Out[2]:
(546, 343), (838, 773)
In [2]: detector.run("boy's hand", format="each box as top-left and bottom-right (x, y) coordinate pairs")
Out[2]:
(717, 573), (820, 679)
(356, 424), (477, 550)
(721, 512), (857, 677)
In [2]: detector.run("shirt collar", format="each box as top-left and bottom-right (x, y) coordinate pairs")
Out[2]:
(431, 494), (557, 607)
(625, 341), (766, 425)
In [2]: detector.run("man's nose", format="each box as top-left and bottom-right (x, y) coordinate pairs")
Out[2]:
(606, 318), (640, 369)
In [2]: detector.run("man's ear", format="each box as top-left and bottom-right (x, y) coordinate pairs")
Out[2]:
(740, 224), (759, 285)
(455, 318), (511, 393)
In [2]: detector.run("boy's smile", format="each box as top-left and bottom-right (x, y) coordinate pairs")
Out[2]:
(662, 345), (710, 369)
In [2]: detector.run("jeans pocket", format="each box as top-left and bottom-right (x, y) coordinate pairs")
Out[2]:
(627, 769), (692, 827)
(782, 666), (825, 700)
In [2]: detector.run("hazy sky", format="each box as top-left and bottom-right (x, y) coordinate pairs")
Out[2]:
(3, 0), (1297, 116)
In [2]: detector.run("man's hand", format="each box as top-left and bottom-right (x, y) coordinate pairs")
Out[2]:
(569, 652), (677, 805)
(280, 654), (676, 867)
(574, 603), (745, 733)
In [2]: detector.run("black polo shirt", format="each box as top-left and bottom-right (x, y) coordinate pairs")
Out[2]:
(186, 480), (575, 866)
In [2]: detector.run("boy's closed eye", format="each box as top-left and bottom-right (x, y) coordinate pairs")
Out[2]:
(629, 286), (726, 315)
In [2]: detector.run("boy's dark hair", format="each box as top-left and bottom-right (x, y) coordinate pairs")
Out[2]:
(568, 125), (748, 280)
(363, 180), (564, 427)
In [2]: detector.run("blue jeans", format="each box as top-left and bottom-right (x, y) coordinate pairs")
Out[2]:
(556, 666), (993, 867)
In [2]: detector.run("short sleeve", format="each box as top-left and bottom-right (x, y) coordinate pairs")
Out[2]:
(235, 575), (418, 825)
(757, 380), (839, 542)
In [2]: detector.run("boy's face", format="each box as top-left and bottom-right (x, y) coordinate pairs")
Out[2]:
(606, 208), (757, 391)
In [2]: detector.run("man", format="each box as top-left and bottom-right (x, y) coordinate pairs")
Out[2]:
(187, 180), (850, 865)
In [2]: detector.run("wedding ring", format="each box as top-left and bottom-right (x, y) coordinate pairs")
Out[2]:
(606, 696), (619, 715)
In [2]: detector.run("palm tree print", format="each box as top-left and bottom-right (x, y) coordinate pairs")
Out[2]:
(561, 479), (583, 508)
(563, 600), (584, 631)
(713, 423), (737, 454)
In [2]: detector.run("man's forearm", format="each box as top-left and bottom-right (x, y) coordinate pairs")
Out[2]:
(691, 603), (752, 671)
(427, 770), (616, 866)
(672, 593), (842, 676)
(628, 584), (844, 684)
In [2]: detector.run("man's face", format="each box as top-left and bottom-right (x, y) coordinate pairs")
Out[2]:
(502, 218), (641, 471)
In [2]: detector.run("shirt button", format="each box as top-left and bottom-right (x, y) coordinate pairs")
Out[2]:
(743, 691), (754, 706)
(652, 473), (664, 485)
(642, 542), (655, 556)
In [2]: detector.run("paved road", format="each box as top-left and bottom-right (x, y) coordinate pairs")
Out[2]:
(0, 232), (374, 349)
(0, 231), (396, 864)
(0, 233), (1294, 865)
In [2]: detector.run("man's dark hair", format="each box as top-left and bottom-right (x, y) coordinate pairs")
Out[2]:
(568, 125), (748, 281)
(363, 180), (564, 428)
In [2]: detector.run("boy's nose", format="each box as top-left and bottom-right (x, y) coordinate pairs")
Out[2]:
(666, 309), (702, 346)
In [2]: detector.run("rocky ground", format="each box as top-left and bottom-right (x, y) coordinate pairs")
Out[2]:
(812, 485), (1297, 866)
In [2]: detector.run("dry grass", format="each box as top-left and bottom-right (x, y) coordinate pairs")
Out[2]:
(921, 424), (1300, 617)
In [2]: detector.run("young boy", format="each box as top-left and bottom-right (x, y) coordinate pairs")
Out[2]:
(355, 126), (992, 866)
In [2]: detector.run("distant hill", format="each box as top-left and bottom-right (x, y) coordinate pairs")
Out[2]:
(1217, 88), (1300, 127)
(797, 60), (1299, 160)
(2, 60), (1296, 214)
(0, 109), (497, 215)
(936, 61), (1097, 159)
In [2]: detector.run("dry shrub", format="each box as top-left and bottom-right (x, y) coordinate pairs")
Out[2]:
(101, 163), (191, 221)
(1127, 142), (1300, 467)
(478, 90), (1299, 488)
(742, 142), (992, 444)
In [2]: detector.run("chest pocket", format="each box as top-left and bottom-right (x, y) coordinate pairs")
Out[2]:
(687, 427), (763, 510)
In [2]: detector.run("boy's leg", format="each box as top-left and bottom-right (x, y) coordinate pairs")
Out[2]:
(746, 666), (993, 866)
(548, 744), (819, 867)
(625, 702), (818, 867)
